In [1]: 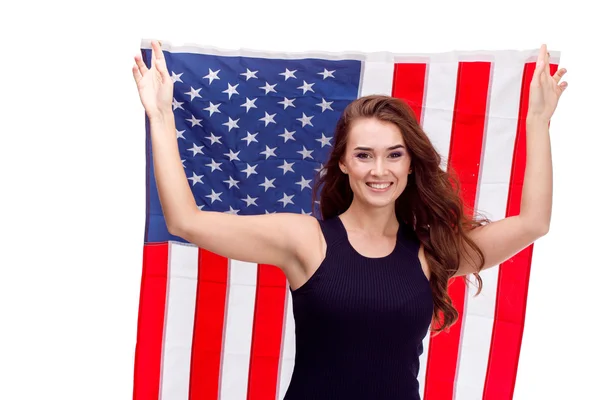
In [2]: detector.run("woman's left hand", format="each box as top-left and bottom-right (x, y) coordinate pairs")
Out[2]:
(528, 44), (568, 121)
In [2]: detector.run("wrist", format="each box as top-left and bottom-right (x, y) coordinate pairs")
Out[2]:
(148, 110), (175, 125)
(526, 114), (550, 126)
(526, 112), (550, 123)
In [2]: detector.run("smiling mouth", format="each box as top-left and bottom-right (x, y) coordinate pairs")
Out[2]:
(366, 182), (393, 190)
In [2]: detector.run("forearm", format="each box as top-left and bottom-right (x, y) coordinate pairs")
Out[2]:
(520, 116), (552, 234)
(149, 112), (198, 232)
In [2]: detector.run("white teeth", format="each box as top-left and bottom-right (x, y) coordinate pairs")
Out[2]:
(367, 182), (391, 189)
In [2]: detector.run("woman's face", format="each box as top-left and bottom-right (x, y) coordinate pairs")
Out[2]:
(339, 117), (412, 209)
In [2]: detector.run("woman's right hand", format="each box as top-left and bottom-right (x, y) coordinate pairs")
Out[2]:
(132, 40), (174, 120)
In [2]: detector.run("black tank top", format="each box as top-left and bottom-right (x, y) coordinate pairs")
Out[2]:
(284, 215), (433, 399)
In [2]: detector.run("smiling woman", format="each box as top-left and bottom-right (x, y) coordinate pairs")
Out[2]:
(132, 41), (567, 400)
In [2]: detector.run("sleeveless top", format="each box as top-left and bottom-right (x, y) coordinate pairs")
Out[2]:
(283, 215), (434, 400)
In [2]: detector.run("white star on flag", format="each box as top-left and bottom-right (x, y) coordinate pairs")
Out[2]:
(203, 68), (220, 84)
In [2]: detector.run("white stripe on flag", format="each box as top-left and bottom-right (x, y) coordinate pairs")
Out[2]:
(359, 58), (394, 96)
(277, 288), (296, 400)
(420, 60), (459, 173)
(160, 242), (199, 400)
(219, 260), (258, 399)
(453, 59), (524, 400)
(416, 59), (459, 400)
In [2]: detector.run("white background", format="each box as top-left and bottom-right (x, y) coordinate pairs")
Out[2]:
(1, 0), (598, 399)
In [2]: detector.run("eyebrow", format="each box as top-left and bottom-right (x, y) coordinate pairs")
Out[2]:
(353, 144), (405, 151)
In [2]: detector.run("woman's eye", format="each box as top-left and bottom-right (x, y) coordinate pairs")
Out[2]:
(390, 152), (403, 158)
(356, 153), (369, 159)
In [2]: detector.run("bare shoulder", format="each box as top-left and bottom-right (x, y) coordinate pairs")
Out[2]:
(273, 211), (325, 260)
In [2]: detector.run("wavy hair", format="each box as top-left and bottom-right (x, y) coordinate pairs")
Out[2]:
(311, 95), (490, 334)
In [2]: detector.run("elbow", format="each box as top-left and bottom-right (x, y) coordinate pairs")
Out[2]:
(166, 210), (200, 240)
(520, 216), (550, 240)
(529, 220), (550, 239)
(167, 223), (184, 238)
(537, 222), (550, 237)
(166, 219), (189, 239)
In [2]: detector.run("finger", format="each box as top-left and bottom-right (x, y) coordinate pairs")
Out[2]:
(559, 81), (568, 93)
(533, 45), (546, 79)
(152, 40), (165, 61)
(553, 67), (567, 83)
(151, 40), (170, 78)
(132, 64), (143, 84)
(151, 43), (157, 67)
(537, 45), (546, 66)
(134, 55), (148, 76)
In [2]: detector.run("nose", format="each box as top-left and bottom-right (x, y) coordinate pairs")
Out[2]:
(370, 157), (387, 177)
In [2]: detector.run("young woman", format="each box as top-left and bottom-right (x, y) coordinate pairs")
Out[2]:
(132, 41), (567, 399)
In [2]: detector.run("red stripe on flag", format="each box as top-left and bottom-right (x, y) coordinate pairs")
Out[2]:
(423, 61), (491, 400)
(482, 61), (558, 400)
(247, 265), (288, 400)
(133, 243), (169, 400)
(189, 250), (229, 400)
(391, 63), (427, 123)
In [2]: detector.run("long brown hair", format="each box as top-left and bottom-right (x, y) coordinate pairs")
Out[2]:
(311, 95), (490, 334)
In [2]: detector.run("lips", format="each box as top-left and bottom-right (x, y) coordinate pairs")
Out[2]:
(366, 182), (392, 189)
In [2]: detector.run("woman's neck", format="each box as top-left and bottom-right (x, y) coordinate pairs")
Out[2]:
(339, 200), (399, 237)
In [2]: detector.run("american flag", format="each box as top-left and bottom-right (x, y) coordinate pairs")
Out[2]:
(134, 39), (559, 400)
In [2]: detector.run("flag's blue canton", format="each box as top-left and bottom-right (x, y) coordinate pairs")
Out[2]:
(143, 48), (362, 243)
